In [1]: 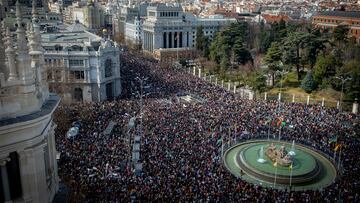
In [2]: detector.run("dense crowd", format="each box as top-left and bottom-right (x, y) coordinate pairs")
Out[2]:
(54, 50), (360, 202)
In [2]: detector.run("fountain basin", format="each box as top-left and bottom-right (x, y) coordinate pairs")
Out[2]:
(224, 140), (338, 190)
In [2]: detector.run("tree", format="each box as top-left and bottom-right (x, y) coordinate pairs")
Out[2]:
(264, 42), (282, 85)
(196, 26), (210, 57)
(232, 39), (253, 65)
(257, 21), (271, 53)
(303, 34), (328, 69)
(179, 58), (187, 67)
(335, 60), (360, 100)
(301, 71), (317, 93)
(247, 70), (267, 96)
(333, 25), (349, 46)
(282, 32), (308, 80)
(313, 54), (337, 87)
(196, 26), (205, 51)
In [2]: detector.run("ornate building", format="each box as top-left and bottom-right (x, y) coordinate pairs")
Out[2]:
(141, 4), (236, 53)
(0, 1), (59, 202)
(42, 22), (122, 103)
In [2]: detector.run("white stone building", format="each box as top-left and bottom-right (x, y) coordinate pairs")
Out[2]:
(124, 15), (142, 45)
(42, 22), (122, 103)
(140, 3), (236, 53)
(0, 1), (59, 202)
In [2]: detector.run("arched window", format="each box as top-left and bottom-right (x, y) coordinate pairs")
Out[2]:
(74, 88), (83, 102)
(105, 59), (113, 78)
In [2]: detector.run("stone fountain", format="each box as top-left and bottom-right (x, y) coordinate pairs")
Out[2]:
(257, 146), (266, 163)
(288, 140), (296, 156)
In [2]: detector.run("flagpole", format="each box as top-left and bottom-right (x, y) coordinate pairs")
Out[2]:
(278, 126), (282, 141)
(221, 139), (224, 157)
(289, 163), (293, 190)
(273, 162), (278, 188)
(267, 121), (270, 140)
(337, 144), (342, 170)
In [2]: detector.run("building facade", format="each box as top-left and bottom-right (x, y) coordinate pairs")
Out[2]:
(42, 23), (122, 103)
(124, 15), (142, 46)
(141, 4), (236, 53)
(312, 11), (360, 42)
(0, 2), (59, 202)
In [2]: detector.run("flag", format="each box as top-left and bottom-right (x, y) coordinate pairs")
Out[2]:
(281, 121), (286, 127)
(276, 117), (284, 126)
(334, 143), (341, 152)
(328, 136), (338, 144)
(216, 137), (222, 145)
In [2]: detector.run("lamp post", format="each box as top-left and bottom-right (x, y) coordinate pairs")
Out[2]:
(335, 76), (351, 111)
(276, 69), (286, 112)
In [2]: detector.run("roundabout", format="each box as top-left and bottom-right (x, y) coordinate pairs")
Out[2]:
(224, 140), (338, 190)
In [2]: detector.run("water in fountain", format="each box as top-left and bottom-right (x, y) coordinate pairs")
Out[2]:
(257, 146), (266, 163)
(288, 140), (296, 156)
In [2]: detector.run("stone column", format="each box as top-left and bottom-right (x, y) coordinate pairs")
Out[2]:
(168, 32), (172, 48)
(337, 101), (340, 109)
(19, 143), (48, 203)
(264, 92), (267, 101)
(198, 68), (201, 78)
(278, 92), (281, 101)
(215, 78), (218, 85)
(183, 31), (187, 47)
(353, 99), (358, 114)
(171, 32), (175, 49)
(307, 95), (310, 105)
(0, 156), (11, 202)
(228, 81), (231, 91)
(49, 122), (59, 192)
(193, 66), (196, 76)
(322, 98), (325, 107)
(233, 85), (236, 94)
(292, 94), (295, 103)
(163, 32), (167, 48)
(221, 80), (224, 88)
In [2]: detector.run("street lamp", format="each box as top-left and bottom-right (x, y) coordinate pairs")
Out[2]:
(275, 69), (286, 141)
(335, 76), (351, 111)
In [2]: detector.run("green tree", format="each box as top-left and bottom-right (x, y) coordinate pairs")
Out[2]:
(233, 39), (253, 65)
(264, 42), (283, 85)
(257, 21), (271, 53)
(196, 26), (205, 50)
(282, 32), (308, 80)
(333, 25), (349, 46)
(336, 60), (360, 100)
(179, 58), (187, 67)
(313, 54), (337, 87)
(303, 34), (328, 69)
(196, 26), (210, 57)
(301, 71), (317, 93)
(247, 70), (267, 96)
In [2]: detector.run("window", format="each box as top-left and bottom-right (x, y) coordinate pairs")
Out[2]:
(74, 88), (83, 102)
(70, 71), (85, 80)
(0, 152), (23, 201)
(105, 59), (113, 78)
(69, 59), (84, 66)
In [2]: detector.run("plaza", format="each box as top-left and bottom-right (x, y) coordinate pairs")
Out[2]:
(224, 140), (338, 190)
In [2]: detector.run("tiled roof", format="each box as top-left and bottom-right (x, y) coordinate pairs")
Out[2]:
(316, 11), (360, 19)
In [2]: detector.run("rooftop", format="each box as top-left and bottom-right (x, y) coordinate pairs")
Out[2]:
(0, 94), (60, 127)
(315, 11), (360, 19)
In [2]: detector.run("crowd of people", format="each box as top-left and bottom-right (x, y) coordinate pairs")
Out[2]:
(54, 50), (360, 202)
